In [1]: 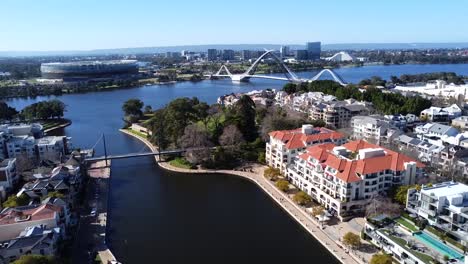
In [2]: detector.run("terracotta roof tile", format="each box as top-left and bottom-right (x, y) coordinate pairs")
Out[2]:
(296, 140), (424, 183)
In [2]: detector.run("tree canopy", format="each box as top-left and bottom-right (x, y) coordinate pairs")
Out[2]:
(370, 253), (393, 264)
(293, 191), (312, 205)
(0, 101), (18, 120)
(2, 194), (30, 208)
(21, 99), (66, 120)
(282, 80), (432, 115)
(12, 255), (56, 264)
(276, 179), (289, 192)
(342, 232), (361, 249)
(122, 98), (144, 117)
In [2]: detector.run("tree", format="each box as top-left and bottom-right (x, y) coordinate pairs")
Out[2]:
(46, 191), (65, 199)
(264, 167), (281, 181)
(2, 194), (29, 208)
(311, 205), (325, 217)
(366, 196), (402, 218)
(283, 83), (297, 95)
(219, 124), (244, 147)
(229, 95), (257, 142)
(0, 101), (18, 120)
(178, 124), (213, 165)
(370, 253), (392, 264)
(342, 232), (361, 249)
(293, 191), (312, 205)
(12, 255), (56, 264)
(122, 98), (144, 117)
(276, 179), (289, 192)
(393, 185), (420, 205)
(143, 105), (153, 114)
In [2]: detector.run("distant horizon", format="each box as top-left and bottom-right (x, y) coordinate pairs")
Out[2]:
(1, 42), (468, 57)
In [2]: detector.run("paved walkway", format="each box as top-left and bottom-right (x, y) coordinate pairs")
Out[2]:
(73, 160), (118, 264)
(120, 129), (369, 264)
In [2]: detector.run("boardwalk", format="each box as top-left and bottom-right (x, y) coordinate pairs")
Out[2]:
(120, 129), (369, 264)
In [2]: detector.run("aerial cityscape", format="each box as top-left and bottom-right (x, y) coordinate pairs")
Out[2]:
(1, 1), (468, 264)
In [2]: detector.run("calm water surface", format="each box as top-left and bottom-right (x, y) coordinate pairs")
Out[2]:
(6, 64), (468, 263)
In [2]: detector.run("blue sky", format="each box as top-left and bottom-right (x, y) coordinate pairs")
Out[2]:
(1, 0), (466, 51)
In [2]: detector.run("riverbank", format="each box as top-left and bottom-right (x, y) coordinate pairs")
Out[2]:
(119, 128), (366, 264)
(42, 118), (72, 133)
(73, 160), (120, 264)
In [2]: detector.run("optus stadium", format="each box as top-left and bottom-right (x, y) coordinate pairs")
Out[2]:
(40, 60), (139, 79)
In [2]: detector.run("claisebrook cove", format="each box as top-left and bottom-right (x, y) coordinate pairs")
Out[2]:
(4, 64), (468, 263)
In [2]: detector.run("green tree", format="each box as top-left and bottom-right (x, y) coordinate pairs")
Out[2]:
(2, 194), (30, 208)
(12, 255), (56, 264)
(276, 179), (289, 192)
(283, 83), (297, 94)
(0, 101), (18, 120)
(143, 105), (153, 114)
(228, 95), (257, 142)
(393, 185), (420, 205)
(264, 167), (281, 181)
(293, 191), (311, 205)
(46, 191), (65, 199)
(122, 98), (144, 117)
(370, 253), (392, 264)
(342, 232), (361, 249)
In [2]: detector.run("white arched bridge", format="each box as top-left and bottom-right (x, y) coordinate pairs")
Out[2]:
(206, 50), (348, 86)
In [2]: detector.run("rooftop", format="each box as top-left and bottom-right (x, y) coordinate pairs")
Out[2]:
(298, 140), (424, 183)
(269, 126), (344, 150)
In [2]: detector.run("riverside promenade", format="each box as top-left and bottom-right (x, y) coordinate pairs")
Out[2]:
(120, 129), (367, 264)
(74, 160), (119, 264)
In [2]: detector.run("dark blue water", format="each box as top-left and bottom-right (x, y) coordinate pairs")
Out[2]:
(5, 63), (468, 263)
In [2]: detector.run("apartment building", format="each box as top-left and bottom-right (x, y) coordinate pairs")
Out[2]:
(351, 116), (401, 143)
(0, 158), (17, 191)
(287, 140), (424, 220)
(420, 104), (462, 123)
(452, 116), (468, 131)
(266, 125), (346, 173)
(0, 123), (72, 162)
(309, 99), (371, 128)
(407, 182), (468, 243)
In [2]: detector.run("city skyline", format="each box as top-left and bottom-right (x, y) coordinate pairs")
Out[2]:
(1, 0), (467, 51)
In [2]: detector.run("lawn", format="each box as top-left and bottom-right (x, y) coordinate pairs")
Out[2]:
(124, 128), (148, 139)
(396, 217), (419, 232)
(40, 119), (70, 130)
(169, 157), (193, 169)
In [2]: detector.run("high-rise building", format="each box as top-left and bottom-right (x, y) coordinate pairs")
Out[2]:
(207, 49), (218, 61)
(306, 41), (321, 60)
(295, 50), (308, 60)
(221, 49), (235, 61)
(241, 50), (252, 60)
(280, 46), (290, 58)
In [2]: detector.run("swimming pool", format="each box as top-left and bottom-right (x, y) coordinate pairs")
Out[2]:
(414, 232), (464, 260)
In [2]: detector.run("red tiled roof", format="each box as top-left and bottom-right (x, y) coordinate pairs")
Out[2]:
(269, 127), (344, 150)
(298, 140), (425, 183)
(0, 204), (60, 226)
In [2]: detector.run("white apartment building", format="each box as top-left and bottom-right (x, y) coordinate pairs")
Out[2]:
(420, 104), (462, 123)
(452, 116), (468, 131)
(309, 99), (371, 128)
(407, 182), (468, 243)
(415, 123), (465, 147)
(287, 140), (424, 220)
(0, 158), (17, 191)
(351, 115), (401, 143)
(266, 125), (346, 173)
(36, 136), (73, 161)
